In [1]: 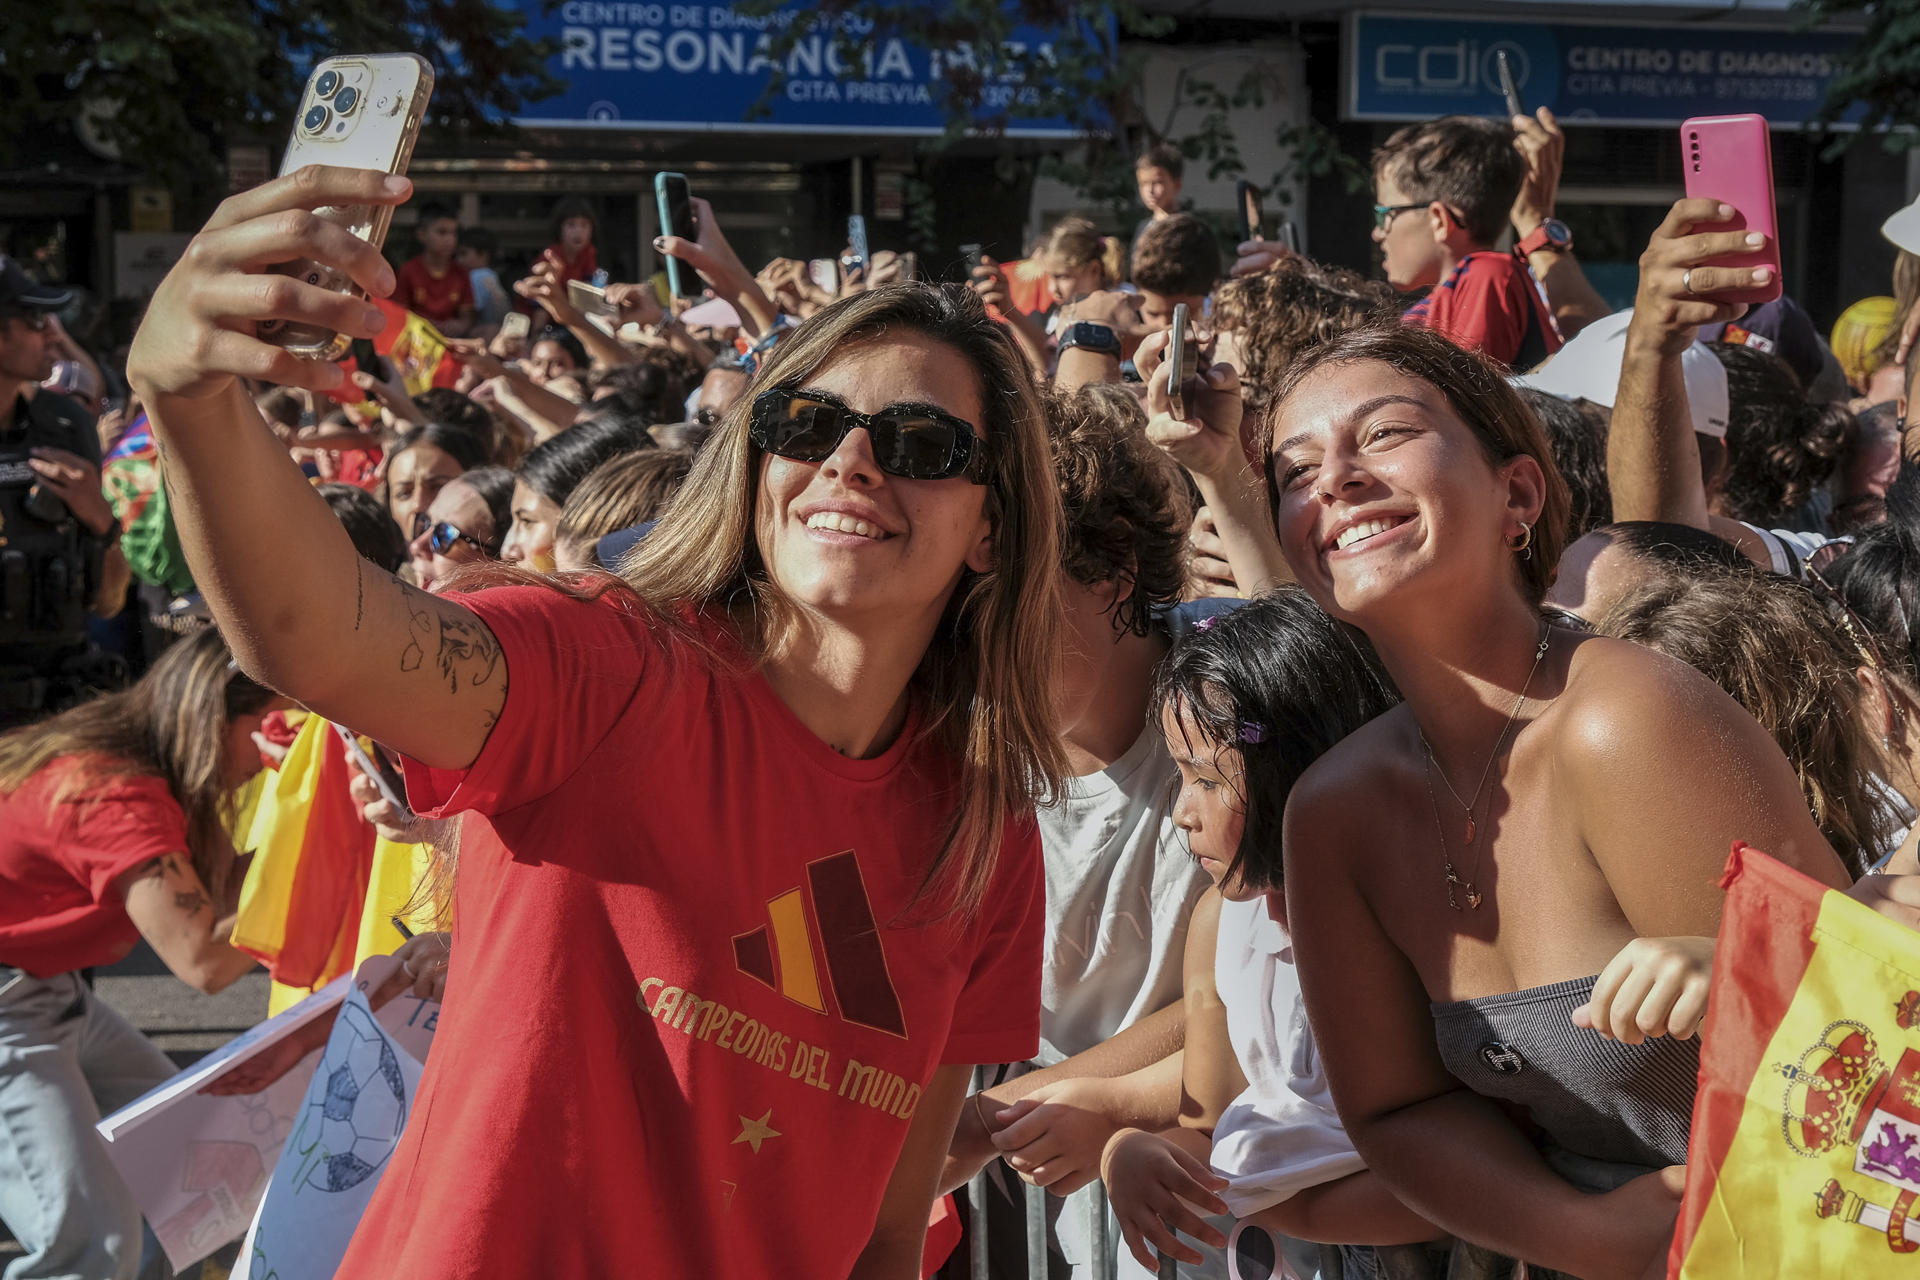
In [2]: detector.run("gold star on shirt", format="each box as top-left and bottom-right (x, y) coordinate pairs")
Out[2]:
(733, 1108), (781, 1155)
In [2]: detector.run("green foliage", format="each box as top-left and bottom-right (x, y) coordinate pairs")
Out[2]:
(0, 0), (561, 191)
(1798, 0), (1920, 152)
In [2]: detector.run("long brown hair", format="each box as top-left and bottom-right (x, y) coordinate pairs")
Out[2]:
(620, 282), (1067, 916)
(1264, 324), (1572, 605)
(0, 627), (274, 901)
(1600, 569), (1887, 876)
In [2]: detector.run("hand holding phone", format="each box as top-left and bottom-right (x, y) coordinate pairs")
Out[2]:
(1679, 114), (1782, 306)
(654, 172), (700, 298)
(566, 279), (619, 320)
(1279, 221), (1301, 256)
(845, 215), (870, 278)
(1166, 304), (1199, 421)
(259, 55), (434, 362)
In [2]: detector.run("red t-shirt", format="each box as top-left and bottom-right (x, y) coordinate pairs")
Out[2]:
(392, 255), (473, 326)
(1403, 250), (1563, 370)
(0, 760), (187, 976)
(338, 586), (1043, 1278)
(546, 242), (598, 288)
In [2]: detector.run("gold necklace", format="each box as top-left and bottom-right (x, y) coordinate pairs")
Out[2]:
(1417, 625), (1552, 911)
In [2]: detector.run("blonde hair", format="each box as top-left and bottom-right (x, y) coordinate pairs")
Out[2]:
(620, 283), (1068, 916)
(1044, 216), (1123, 291)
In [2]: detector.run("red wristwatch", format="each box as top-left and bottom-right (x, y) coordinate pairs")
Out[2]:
(1514, 218), (1573, 258)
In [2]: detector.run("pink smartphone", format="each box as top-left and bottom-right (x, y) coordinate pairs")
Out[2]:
(1680, 114), (1782, 306)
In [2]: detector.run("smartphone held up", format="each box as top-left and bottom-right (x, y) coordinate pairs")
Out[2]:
(1680, 113), (1782, 306)
(258, 54), (434, 362)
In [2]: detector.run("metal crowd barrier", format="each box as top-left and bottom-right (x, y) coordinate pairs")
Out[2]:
(965, 1066), (1180, 1280)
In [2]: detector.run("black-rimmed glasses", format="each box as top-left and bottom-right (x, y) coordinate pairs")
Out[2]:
(412, 511), (495, 556)
(747, 387), (989, 483)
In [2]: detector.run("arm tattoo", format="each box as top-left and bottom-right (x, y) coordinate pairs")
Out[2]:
(173, 890), (209, 916)
(400, 592), (502, 694)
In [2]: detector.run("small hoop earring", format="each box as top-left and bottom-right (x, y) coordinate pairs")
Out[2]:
(1509, 521), (1534, 560)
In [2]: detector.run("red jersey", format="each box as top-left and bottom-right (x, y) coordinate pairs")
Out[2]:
(0, 760), (186, 976)
(339, 585), (1043, 1278)
(545, 241), (598, 288)
(391, 255), (473, 326)
(1403, 250), (1562, 370)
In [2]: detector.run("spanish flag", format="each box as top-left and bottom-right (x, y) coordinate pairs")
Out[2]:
(323, 296), (462, 411)
(1671, 845), (1920, 1274)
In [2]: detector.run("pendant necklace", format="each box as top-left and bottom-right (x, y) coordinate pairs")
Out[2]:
(1417, 625), (1552, 911)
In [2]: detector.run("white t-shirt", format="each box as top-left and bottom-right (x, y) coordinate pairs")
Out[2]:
(1036, 725), (1210, 1061)
(1017, 725), (1213, 1279)
(1210, 894), (1366, 1219)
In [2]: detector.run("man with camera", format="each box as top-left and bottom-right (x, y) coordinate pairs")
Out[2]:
(0, 256), (122, 728)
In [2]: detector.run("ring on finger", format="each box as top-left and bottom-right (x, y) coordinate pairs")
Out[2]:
(1682, 268), (1695, 296)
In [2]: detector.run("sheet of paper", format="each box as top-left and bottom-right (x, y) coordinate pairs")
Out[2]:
(234, 955), (441, 1279)
(96, 973), (354, 1270)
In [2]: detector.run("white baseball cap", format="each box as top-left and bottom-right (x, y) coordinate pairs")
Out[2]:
(1512, 309), (1730, 439)
(1884, 195), (1920, 256)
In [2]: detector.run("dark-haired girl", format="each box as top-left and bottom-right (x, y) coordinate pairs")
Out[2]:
(0, 627), (275, 1277)
(1102, 589), (1435, 1277)
(1252, 324), (1852, 1278)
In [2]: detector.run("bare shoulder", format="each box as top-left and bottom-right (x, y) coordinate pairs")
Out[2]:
(1552, 630), (1745, 762)
(1282, 705), (1414, 880)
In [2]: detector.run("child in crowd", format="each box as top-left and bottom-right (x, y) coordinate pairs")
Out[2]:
(1131, 213), (1222, 332)
(1133, 142), (1185, 257)
(1099, 590), (1440, 1278)
(456, 226), (511, 332)
(544, 196), (599, 288)
(942, 383), (1212, 1278)
(1371, 116), (1560, 369)
(392, 202), (476, 338)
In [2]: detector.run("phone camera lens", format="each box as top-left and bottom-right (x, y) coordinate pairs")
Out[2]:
(333, 86), (359, 116)
(303, 104), (331, 134)
(315, 70), (341, 99)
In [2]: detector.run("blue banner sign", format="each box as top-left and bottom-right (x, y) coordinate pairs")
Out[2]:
(513, 1), (1087, 136)
(1347, 12), (1859, 127)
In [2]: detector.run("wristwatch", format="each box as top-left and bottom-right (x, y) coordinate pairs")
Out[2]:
(1514, 218), (1573, 258)
(1057, 321), (1122, 358)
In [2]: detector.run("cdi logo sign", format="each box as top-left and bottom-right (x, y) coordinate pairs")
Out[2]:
(1373, 37), (1530, 97)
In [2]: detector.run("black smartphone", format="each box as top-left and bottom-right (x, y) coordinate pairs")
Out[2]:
(654, 172), (699, 298)
(1280, 220), (1301, 255)
(960, 243), (984, 277)
(1497, 51), (1525, 119)
(1167, 303), (1198, 420)
(1237, 180), (1264, 244)
(845, 214), (869, 277)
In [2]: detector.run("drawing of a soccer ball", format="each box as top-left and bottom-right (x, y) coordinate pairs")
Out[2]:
(295, 1001), (407, 1193)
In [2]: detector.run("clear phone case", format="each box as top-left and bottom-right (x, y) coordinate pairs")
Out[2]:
(258, 54), (434, 361)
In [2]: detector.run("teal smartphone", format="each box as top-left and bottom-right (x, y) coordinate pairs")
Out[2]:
(654, 172), (699, 298)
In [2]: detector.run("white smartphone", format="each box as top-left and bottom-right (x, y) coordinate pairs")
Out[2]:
(566, 278), (619, 319)
(500, 311), (531, 344)
(1167, 303), (1198, 419)
(259, 54), (434, 362)
(331, 723), (413, 823)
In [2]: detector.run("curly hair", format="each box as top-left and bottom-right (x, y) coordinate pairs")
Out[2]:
(1046, 383), (1191, 636)
(1710, 341), (1852, 527)
(1131, 213), (1221, 298)
(1372, 116), (1524, 246)
(1213, 257), (1399, 417)
(1599, 569), (1887, 876)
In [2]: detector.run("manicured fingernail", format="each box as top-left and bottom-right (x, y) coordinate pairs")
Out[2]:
(1718, 203), (1735, 218)
(653, 236), (668, 250)
(1752, 268), (1773, 283)
(383, 175), (411, 194)
(1745, 232), (1765, 246)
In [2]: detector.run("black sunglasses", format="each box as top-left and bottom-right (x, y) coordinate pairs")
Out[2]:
(411, 511), (494, 556)
(748, 388), (988, 484)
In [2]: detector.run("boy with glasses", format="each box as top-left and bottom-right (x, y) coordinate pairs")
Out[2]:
(1372, 116), (1562, 370)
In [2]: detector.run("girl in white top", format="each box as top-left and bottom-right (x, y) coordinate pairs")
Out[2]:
(1100, 589), (1442, 1275)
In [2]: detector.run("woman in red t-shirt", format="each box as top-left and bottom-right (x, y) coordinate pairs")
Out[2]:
(0, 626), (276, 1278)
(127, 166), (1068, 1277)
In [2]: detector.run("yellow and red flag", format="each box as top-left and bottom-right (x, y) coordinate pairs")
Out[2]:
(1672, 844), (1920, 1275)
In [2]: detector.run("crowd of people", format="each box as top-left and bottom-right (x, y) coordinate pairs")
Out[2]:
(5, 99), (1920, 1280)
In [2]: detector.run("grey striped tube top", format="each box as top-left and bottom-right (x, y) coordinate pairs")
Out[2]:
(1430, 974), (1698, 1170)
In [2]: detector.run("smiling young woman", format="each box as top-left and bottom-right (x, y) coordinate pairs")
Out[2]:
(123, 166), (1066, 1279)
(1255, 325), (1852, 1279)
